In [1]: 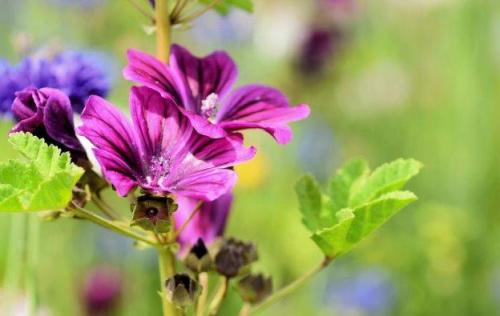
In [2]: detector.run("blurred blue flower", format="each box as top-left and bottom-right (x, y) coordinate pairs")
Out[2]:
(324, 268), (396, 315)
(0, 50), (111, 116)
(297, 118), (340, 182)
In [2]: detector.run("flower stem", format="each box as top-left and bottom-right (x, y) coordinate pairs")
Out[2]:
(26, 214), (40, 316)
(155, 0), (171, 62)
(158, 246), (178, 316)
(196, 272), (209, 316)
(238, 303), (251, 316)
(72, 205), (156, 246)
(91, 196), (122, 220)
(249, 257), (333, 315)
(208, 277), (229, 316)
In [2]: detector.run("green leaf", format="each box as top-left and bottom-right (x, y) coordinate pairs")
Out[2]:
(349, 158), (423, 207)
(329, 159), (370, 213)
(199, 0), (253, 15)
(297, 158), (422, 258)
(312, 191), (417, 257)
(0, 133), (84, 212)
(296, 175), (329, 231)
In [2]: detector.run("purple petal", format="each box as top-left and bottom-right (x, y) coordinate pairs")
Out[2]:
(78, 96), (142, 196)
(11, 88), (45, 133)
(170, 44), (238, 112)
(175, 193), (233, 255)
(123, 49), (182, 103)
(217, 84), (311, 144)
(42, 88), (85, 153)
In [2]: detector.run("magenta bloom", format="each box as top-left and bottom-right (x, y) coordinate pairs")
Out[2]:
(78, 86), (255, 200)
(175, 193), (232, 254)
(123, 44), (310, 144)
(10, 87), (87, 163)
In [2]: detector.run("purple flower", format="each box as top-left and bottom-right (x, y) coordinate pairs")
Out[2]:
(10, 87), (87, 164)
(0, 51), (110, 116)
(298, 27), (342, 75)
(82, 265), (122, 316)
(175, 192), (232, 254)
(123, 44), (310, 144)
(78, 86), (255, 200)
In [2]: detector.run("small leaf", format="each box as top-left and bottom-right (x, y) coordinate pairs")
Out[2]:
(329, 159), (370, 213)
(349, 159), (422, 207)
(0, 133), (84, 212)
(296, 175), (324, 232)
(312, 191), (417, 257)
(199, 0), (253, 15)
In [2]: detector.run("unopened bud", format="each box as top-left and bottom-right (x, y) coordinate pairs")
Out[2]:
(214, 238), (258, 278)
(165, 274), (200, 307)
(237, 274), (273, 304)
(185, 238), (213, 273)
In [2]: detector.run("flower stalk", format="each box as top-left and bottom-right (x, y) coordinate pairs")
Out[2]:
(158, 246), (179, 316)
(208, 277), (229, 316)
(155, 0), (171, 63)
(248, 257), (333, 315)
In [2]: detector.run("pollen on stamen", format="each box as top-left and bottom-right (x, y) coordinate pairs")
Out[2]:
(200, 93), (219, 122)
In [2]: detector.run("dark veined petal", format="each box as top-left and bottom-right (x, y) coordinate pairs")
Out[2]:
(78, 96), (142, 196)
(11, 88), (45, 133)
(175, 193), (233, 254)
(123, 49), (182, 104)
(128, 86), (255, 201)
(170, 44), (238, 113)
(160, 132), (255, 201)
(217, 84), (311, 144)
(42, 88), (85, 153)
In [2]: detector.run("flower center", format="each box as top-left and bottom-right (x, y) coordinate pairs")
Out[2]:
(146, 155), (170, 185)
(200, 93), (219, 123)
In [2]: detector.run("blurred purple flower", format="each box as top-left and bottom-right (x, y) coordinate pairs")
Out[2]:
(298, 27), (342, 75)
(324, 268), (396, 315)
(124, 44), (310, 144)
(82, 266), (122, 316)
(0, 51), (110, 116)
(78, 86), (255, 199)
(10, 87), (87, 164)
(175, 192), (232, 255)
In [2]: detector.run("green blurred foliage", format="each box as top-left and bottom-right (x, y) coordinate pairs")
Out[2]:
(0, 0), (499, 315)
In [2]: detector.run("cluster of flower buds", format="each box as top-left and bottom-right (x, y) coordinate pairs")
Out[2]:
(164, 237), (273, 308)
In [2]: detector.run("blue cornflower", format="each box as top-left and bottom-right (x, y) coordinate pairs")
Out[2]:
(0, 51), (111, 116)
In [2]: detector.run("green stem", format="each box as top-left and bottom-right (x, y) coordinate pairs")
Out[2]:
(158, 247), (178, 316)
(208, 277), (229, 316)
(249, 257), (333, 315)
(176, 0), (222, 24)
(238, 303), (251, 316)
(196, 272), (209, 316)
(91, 196), (122, 220)
(155, 0), (171, 62)
(26, 214), (40, 316)
(73, 205), (156, 246)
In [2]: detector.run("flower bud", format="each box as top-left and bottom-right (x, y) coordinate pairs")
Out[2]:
(131, 195), (177, 233)
(184, 238), (213, 273)
(214, 238), (258, 278)
(165, 274), (200, 307)
(237, 274), (273, 304)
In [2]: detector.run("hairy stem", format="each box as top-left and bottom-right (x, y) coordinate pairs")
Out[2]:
(196, 272), (209, 316)
(73, 205), (156, 246)
(249, 257), (333, 315)
(208, 277), (229, 316)
(158, 246), (178, 316)
(155, 0), (171, 62)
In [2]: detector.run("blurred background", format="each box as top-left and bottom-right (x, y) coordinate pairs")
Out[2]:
(0, 0), (499, 315)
